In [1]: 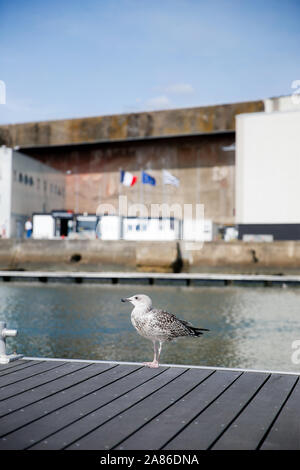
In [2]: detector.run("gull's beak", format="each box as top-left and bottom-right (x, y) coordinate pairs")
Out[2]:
(121, 297), (130, 303)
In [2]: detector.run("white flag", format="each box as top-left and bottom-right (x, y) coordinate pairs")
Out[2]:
(162, 169), (179, 187)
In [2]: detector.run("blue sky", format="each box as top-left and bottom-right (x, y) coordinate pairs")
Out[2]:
(0, 0), (299, 124)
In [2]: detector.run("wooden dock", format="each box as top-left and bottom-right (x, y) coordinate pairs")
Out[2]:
(0, 358), (299, 450)
(1, 270), (300, 287)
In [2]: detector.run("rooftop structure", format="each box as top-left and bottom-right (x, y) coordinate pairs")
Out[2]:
(0, 100), (263, 148)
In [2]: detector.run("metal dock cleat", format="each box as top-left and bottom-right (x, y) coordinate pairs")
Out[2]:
(0, 321), (23, 364)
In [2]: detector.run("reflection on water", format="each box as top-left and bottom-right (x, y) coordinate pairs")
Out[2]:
(0, 282), (300, 372)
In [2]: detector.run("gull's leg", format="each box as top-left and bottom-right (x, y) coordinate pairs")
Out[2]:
(144, 340), (159, 368)
(157, 341), (163, 362)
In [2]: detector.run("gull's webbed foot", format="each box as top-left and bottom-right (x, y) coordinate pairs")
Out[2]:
(143, 361), (159, 368)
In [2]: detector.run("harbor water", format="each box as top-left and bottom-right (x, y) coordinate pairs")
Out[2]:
(0, 282), (299, 372)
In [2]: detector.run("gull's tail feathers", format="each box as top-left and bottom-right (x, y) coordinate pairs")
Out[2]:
(179, 319), (210, 337)
(189, 326), (210, 337)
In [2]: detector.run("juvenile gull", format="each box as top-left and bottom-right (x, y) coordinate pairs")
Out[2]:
(121, 294), (209, 368)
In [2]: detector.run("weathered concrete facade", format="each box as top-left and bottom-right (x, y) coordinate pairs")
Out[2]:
(0, 100), (264, 227)
(0, 100), (263, 147)
(24, 133), (235, 224)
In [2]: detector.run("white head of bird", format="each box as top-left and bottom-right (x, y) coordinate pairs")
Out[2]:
(121, 294), (152, 310)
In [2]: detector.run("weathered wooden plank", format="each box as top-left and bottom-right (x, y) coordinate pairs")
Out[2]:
(0, 361), (64, 389)
(211, 373), (298, 450)
(116, 369), (241, 450)
(0, 365), (155, 440)
(0, 361), (31, 375)
(0, 358), (298, 451)
(0, 361), (49, 378)
(0, 364), (141, 449)
(0, 361), (92, 418)
(260, 378), (300, 450)
(0, 361), (48, 378)
(163, 371), (268, 450)
(66, 367), (216, 450)
(30, 366), (172, 449)
(0, 362), (68, 401)
(0, 363), (117, 437)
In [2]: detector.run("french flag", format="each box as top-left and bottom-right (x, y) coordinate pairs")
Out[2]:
(120, 170), (137, 187)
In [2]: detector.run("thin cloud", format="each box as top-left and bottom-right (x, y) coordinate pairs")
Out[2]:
(165, 83), (195, 94)
(144, 95), (171, 110)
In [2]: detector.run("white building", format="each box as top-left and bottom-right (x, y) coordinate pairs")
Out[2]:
(0, 147), (65, 238)
(123, 217), (181, 241)
(74, 214), (100, 239)
(235, 107), (300, 240)
(99, 215), (122, 240)
(182, 218), (218, 242)
(32, 211), (75, 239)
(96, 214), (217, 242)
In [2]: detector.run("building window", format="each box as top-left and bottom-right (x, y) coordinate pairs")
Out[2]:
(19, 173), (23, 183)
(24, 174), (28, 185)
(29, 176), (34, 186)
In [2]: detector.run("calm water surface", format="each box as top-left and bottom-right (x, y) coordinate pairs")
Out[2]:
(1, 282), (300, 372)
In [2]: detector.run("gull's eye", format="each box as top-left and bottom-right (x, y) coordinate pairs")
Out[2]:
(135, 296), (138, 300)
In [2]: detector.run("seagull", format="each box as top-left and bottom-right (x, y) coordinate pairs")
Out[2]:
(121, 294), (209, 368)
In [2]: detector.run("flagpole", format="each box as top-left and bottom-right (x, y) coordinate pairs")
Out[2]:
(162, 170), (166, 209)
(140, 168), (144, 216)
(118, 167), (122, 216)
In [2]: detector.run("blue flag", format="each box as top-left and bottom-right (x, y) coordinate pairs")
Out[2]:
(142, 171), (156, 186)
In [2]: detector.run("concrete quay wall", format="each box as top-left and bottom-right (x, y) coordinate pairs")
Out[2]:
(0, 239), (300, 274)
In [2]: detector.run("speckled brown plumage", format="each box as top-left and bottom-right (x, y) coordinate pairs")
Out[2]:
(143, 309), (208, 341)
(122, 293), (209, 368)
